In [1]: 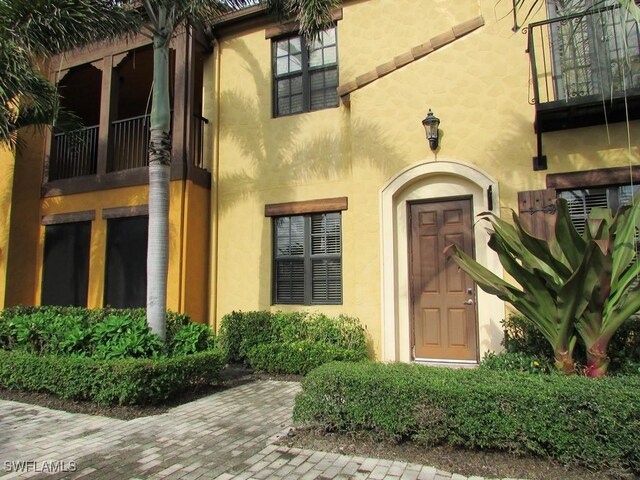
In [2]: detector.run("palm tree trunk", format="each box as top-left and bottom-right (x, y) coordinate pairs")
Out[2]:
(147, 33), (172, 341)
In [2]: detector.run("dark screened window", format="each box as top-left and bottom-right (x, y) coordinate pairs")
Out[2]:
(41, 222), (91, 307)
(273, 212), (342, 304)
(104, 216), (148, 308)
(273, 27), (339, 117)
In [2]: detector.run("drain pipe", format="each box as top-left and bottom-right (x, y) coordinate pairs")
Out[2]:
(208, 35), (222, 331)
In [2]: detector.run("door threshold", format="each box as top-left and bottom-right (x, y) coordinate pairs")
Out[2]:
(413, 358), (478, 368)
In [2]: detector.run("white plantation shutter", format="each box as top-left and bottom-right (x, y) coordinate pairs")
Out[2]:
(559, 185), (639, 295)
(311, 213), (342, 303)
(559, 188), (609, 234)
(559, 185), (639, 234)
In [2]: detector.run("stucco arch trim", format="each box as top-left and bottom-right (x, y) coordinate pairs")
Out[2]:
(380, 159), (504, 362)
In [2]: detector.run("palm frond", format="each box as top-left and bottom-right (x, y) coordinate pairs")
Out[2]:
(0, 0), (141, 57)
(265, 0), (340, 41)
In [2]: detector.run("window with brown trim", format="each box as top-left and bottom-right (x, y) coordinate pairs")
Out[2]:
(273, 212), (342, 305)
(273, 27), (339, 117)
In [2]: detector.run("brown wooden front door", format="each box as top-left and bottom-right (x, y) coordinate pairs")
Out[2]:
(409, 198), (478, 361)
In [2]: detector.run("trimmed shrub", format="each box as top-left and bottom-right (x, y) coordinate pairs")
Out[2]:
(217, 311), (274, 363)
(0, 349), (224, 405)
(294, 362), (640, 474)
(501, 314), (554, 359)
(218, 311), (368, 374)
(247, 340), (367, 375)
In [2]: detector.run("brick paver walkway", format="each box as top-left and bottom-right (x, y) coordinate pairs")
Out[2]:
(0, 380), (506, 480)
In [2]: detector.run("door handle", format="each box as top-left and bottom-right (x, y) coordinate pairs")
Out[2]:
(463, 299), (474, 305)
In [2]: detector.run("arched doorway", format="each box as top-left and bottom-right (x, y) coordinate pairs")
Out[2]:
(380, 160), (504, 363)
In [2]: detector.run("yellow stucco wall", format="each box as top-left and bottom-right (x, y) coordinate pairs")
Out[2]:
(38, 179), (209, 317)
(40, 185), (149, 308)
(0, 147), (16, 309)
(3, 134), (210, 320)
(4, 128), (46, 307)
(211, 0), (640, 359)
(181, 181), (211, 324)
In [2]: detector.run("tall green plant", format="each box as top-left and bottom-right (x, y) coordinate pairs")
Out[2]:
(446, 197), (640, 377)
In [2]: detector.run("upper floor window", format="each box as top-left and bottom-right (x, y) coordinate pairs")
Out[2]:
(272, 27), (339, 117)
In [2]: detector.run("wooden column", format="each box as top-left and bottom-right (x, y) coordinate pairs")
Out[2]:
(171, 30), (191, 176)
(97, 55), (118, 175)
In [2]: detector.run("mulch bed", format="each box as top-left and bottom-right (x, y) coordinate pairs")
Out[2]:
(277, 427), (629, 480)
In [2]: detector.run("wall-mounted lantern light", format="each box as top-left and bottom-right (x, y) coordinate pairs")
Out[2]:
(422, 109), (440, 150)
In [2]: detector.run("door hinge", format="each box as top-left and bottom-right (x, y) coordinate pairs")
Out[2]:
(412, 344), (416, 359)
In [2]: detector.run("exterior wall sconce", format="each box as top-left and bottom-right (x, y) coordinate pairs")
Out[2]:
(422, 109), (440, 150)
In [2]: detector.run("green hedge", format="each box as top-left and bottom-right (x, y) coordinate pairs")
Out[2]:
(218, 311), (368, 374)
(294, 362), (640, 474)
(0, 306), (214, 358)
(247, 340), (367, 375)
(0, 349), (225, 405)
(218, 310), (274, 363)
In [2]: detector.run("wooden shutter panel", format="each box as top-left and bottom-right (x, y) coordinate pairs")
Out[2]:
(517, 188), (557, 240)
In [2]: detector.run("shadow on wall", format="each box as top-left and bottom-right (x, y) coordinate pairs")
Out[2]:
(216, 37), (406, 310)
(485, 111), (640, 210)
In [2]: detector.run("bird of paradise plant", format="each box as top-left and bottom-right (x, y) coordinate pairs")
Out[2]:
(445, 196), (640, 377)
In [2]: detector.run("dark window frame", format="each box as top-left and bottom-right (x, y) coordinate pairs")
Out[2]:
(41, 221), (92, 307)
(104, 214), (149, 308)
(272, 26), (339, 117)
(272, 212), (342, 305)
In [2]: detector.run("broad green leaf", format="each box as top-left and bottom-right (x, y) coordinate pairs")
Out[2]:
(554, 199), (586, 269)
(446, 244), (559, 345)
(511, 211), (571, 279)
(611, 202), (640, 286)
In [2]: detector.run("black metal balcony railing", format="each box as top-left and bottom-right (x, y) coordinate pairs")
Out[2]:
(49, 125), (99, 181)
(49, 111), (207, 181)
(528, 5), (640, 107)
(110, 113), (152, 172)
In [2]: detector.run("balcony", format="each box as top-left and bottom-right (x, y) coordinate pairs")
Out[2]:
(44, 36), (211, 195)
(50, 125), (99, 181)
(528, 5), (640, 133)
(49, 113), (207, 181)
